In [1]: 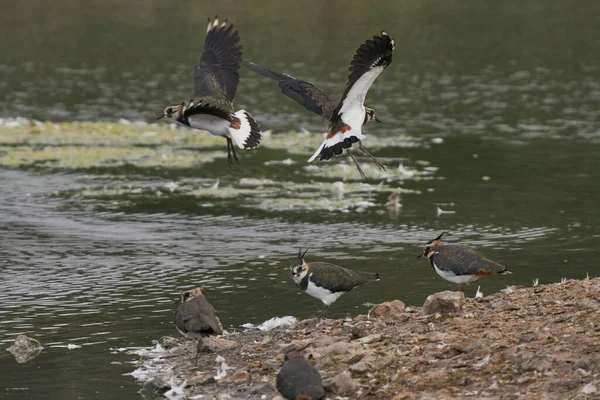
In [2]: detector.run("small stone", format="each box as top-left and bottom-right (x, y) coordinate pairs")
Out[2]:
(395, 344), (412, 356)
(489, 300), (511, 310)
(261, 357), (282, 373)
(227, 369), (250, 384)
(320, 342), (360, 357)
(349, 361), (370, 375)
(341, 325), (367, 339)
(519, 332), (537, 343)
(139, 378), (169, 398)
(315, 355), (334, 369)
(250, 382), (277, 396)
(357, 334), (383, 344)
(329, 371), (360, 396)
(188, 373), (215, 386)
(392, 392), (416, 400)
(7, 335), (43, 363)
(575, 298), (600, 311)
(158, 336), (181, 349)
(458, 338), (482, 353)
(423, 291), (465, 315)
(210, 337), (239, 351)
(370, 300), (406, 318)
(519, 353), (556, 374)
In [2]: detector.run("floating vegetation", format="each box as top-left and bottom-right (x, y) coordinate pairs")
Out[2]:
(0, 120), (435, 214)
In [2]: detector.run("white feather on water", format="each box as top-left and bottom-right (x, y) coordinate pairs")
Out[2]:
(241, 316), (297, 331)
(475, 286), (483, 298)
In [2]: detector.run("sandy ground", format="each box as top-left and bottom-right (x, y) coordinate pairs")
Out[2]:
(132, 278), (600, 399)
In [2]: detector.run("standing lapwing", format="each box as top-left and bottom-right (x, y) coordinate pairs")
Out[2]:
(158, 17), (261, 166)
(175, 287), (223, 363)
(418, 232), (512, 292)
(242, 32), (394, 178)
(276, 350), (325, 400)
(290, 248), (379, 316)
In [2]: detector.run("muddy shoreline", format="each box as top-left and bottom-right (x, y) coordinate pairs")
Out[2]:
(131, 278), (600, 399)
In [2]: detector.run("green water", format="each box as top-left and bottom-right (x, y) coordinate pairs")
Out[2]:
(1, 0), (600, 398)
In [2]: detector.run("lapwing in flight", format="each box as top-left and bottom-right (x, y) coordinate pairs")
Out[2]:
(418, 232), (512, 292)
(242, 32), (394, 178)
(175, 287), (223, 363)
(290, 248), (379, 316)
(159, 17), (261, 165)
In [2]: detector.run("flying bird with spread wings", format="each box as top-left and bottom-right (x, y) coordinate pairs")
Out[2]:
(242, 32), (394, 178)
(159, 17), (261, 166)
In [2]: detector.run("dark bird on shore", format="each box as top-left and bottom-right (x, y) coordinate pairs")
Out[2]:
(417, 232), (512, 291)
(158, 17), (261, 165)
(276, 350), (325, 400)
(290, 248), (379, 316)
(242, 32), (394, 178)
(175, 287), (223, 363)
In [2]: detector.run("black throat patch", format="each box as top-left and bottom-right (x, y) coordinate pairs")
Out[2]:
(298, 274), (309, 291)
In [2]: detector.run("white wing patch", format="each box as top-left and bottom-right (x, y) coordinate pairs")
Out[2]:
(339, 66), (385, 117)
(432, 261), (479, 284)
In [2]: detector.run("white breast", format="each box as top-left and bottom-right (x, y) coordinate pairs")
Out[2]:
(188, 114), (230, 137)
(338, 66), (385, 128)
(432, 261), (479, 284)
(305, 274), (344, 306)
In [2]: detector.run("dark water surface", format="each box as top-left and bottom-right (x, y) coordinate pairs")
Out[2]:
(1, 0), (600, 398)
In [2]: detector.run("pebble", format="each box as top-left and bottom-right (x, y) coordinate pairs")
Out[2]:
(370, 300), (406, 318)
(423, 291), (465, 315)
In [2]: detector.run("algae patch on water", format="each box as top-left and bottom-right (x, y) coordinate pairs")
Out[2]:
(0, 121), (226, 169)
(0, 120), (437, 214)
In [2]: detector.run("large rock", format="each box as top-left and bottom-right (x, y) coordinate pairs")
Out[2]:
(370, 300), (406, 318)
(423, 291), (465, 315)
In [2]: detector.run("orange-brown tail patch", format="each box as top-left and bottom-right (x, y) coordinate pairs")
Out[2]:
(475, 269), (493, 276)
(230, 117), (241, 130)
(326, 124), (352, 139)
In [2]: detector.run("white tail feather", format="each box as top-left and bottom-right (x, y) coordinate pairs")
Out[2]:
(228, 110), (260, 149)
(308, 139), (327, 162)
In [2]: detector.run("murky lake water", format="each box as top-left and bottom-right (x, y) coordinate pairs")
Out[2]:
(1, 0), (600, 398)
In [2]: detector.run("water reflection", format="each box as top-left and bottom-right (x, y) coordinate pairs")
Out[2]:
(1, 0), (600, 398)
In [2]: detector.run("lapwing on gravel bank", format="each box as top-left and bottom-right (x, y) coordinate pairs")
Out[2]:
(242, 32), (394, 178)
(175, 287), (223, 363)
(276, 350), (325, 400)
(158, 17), (261, 166)
(418, 232), (512, 292)
(290, 248), (380, 316)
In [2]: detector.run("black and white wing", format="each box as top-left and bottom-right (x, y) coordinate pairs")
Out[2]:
(332, 32), (394, 121)
(193, 17), (243, 109)
(241, 60), (337, 119)
(308, 32), (395, 162)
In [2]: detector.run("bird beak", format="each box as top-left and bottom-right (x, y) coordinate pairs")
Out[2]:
(157, 115), (165, 121)
(416, 253), (423, 259)
(375, 116), (382, 123)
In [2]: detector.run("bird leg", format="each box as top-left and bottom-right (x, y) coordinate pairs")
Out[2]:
(225, 137), (240, 166)
(456, 283), (465, 292)
(346, 149), (366, 179)
(194, 336), (206, 365)
(319, 303), (329, 319)
(359, 141), (386, 172)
